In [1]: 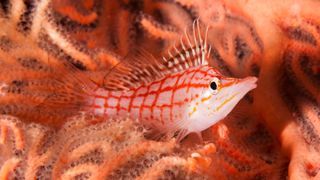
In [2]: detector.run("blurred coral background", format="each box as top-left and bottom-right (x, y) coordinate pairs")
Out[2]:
(0, 0), (319, 179)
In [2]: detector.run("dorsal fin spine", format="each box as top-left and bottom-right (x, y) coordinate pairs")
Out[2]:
(162, 56), (169, 64)
(203, 24), (210, 64)
(102, 19), (211, 91)
(192, 20), (199, 55)
(174, 44), (189, 69)
(195, 20), (203, 67)
(184, 29), (195, 59)
(172, 44), (186, 70)
(180, 37), (191, 60)
(167, 50), (178, 72)
(179, 37), (191, 68)
(207, 46), (212, 60)
(197, 19), (204, 46)
(179, 37), (187, 54)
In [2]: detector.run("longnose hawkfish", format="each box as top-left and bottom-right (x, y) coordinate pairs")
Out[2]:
(60, 20), (257, 141)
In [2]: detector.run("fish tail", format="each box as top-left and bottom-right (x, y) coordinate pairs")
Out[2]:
(0, 60), (98, 128)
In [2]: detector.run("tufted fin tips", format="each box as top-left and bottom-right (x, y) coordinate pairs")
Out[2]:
(102, 19), (212, 91)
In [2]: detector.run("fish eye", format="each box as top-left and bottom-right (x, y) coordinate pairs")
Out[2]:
(209, 77), (220, 94)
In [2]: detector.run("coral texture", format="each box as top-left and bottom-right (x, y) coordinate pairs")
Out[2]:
(0, 0), (319, 179)
(0, 114), (210, 179)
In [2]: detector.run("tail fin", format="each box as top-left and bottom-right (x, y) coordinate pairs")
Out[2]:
(0, 58), (97, 128)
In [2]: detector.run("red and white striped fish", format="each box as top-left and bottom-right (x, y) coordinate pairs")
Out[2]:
(44, 21), (257, 140)
(73, 21), (257, 140)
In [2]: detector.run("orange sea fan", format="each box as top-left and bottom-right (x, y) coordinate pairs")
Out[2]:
(0, 111), (287, 179)
(0, 114), (212, 179)
(0, 0), (320, 179)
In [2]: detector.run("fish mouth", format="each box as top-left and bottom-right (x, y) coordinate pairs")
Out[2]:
(229, 76), (258, 99)
(223, 76), (257, 96)
(215, 76), (258, 112)
(241, 76), (258, 88)
(237, 76), (258, 93)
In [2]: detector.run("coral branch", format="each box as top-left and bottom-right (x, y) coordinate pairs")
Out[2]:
(9, 0), (25, 25)
(1, 114), (206, 179)
(0, 158), (21, 180)
(137, 156), (188, 180)
(55, 6), (97, 25)
(0, 116), (24, 150)
(140, 16), (179, 40)
(60, 164), (99, 180)
(30, 0), (51, 38)
(43, 22), (96, 69)
(92, 140), (176, 179)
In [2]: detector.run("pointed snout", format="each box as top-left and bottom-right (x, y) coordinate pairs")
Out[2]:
(238, 76), (258, 90)
(215, 76), (258, 113)
(227, 76), (258, 96)
(220, 76), (258, 92)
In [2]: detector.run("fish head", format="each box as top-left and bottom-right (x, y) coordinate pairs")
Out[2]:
(187, 67), (258, 132)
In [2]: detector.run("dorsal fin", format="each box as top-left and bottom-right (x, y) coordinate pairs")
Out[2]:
(163, 19), (211, 72)
(103, 19), (211, 91)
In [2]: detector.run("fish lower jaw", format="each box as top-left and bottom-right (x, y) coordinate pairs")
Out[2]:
(183, 117), (219, 134)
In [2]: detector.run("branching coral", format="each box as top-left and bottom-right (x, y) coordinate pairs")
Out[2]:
(252, 2), (320, 178)
(1, 0), (121, 71)
(206, 101), (288, 179)
(0, 0), (320, 179)
(0, 114), (210, 179)
(1, 111), (286, 179)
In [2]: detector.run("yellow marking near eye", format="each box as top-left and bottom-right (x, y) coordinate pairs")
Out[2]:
(215, 93), (238, 111)
(201, 94), (212, 103)
(188, 106), (197, 117)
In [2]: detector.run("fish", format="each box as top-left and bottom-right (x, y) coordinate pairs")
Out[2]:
(0, 20), (257, 141)
(81, 20), (258, 141)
